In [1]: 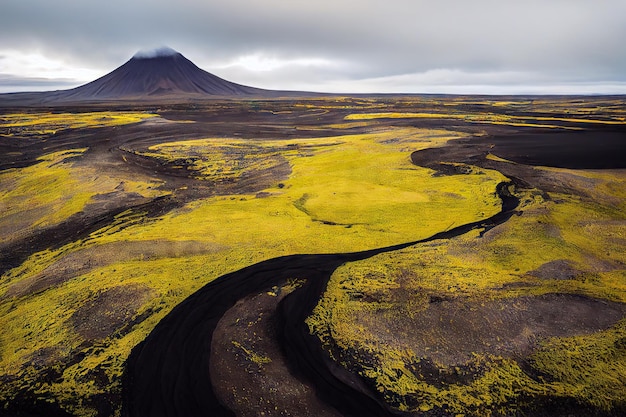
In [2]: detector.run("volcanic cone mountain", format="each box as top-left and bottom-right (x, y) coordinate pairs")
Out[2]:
(0, 47), (292, 105)
(60, 47), (267, 100)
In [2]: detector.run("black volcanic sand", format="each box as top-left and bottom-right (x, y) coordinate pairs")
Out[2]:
(122, 254), (356, 417)
(476, 129), (626, 169)
(410, 126), (626, 200)
(411, 128), (626, 172)
(210, 287), (343, 417)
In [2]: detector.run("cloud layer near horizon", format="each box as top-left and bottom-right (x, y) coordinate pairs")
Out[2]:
(1, 0), (625, 94)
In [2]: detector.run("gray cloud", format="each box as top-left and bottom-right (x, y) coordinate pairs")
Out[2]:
(0, 74), (78, 93)
(1, 0), (625, 93)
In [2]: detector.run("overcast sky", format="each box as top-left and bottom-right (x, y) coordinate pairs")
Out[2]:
(1, 0), (625, 94)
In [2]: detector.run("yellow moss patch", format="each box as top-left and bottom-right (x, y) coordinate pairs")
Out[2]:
(307, 167), (626, 414)
(232, 341), (272, 366)
(0, 148), (167, 246)
(92, 128), (505, 252)
(0, 149), (91, 236)
(486, 152), (516, 164)
(0, 112), (156, 136)
(343, 111), (626, 129)
(530, 320), (626, 411)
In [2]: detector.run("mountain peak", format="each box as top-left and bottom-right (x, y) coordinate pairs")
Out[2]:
(48, 47), (270, 100)
(132, 46), (180, 59)
(0, 47), (298, 103)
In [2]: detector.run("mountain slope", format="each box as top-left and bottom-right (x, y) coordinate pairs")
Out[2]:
(59, 47), (267, 100)
(0, 47), (306, 104)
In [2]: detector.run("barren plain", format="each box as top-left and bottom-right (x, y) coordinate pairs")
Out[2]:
(0, 95), (625, 416)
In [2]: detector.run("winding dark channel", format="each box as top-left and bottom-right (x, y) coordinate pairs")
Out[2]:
(122, 182), (519, 417)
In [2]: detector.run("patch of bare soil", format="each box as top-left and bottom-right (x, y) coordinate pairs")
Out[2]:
(71, 284), (153, 341)
(3, 240), (221, 299)
(0, 206), (51, 245)
(526, 259), (585, 280)
(211, 287), (342, 417)
(25, 346), (65, 370)
(363, 293), (625, 368)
